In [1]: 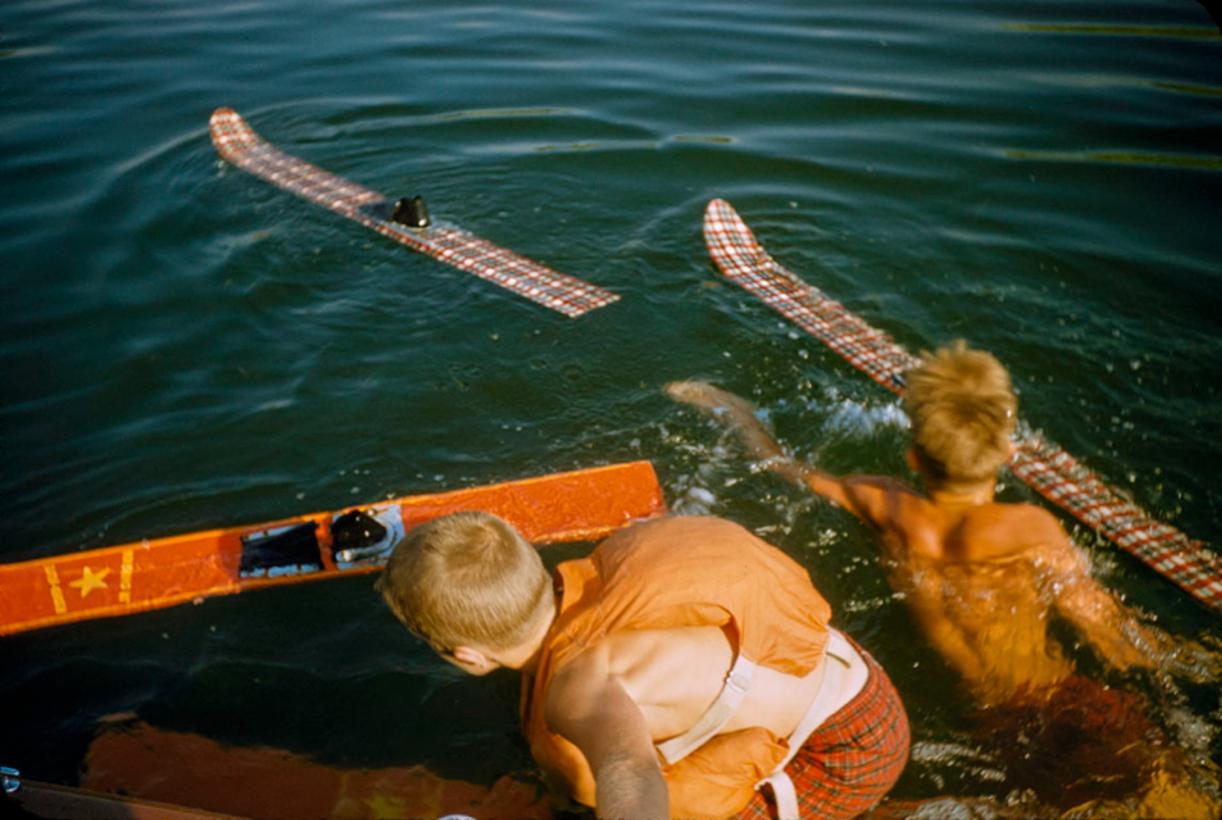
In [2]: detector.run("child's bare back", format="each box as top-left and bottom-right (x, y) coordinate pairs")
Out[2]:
(868, 492), (1077, 704)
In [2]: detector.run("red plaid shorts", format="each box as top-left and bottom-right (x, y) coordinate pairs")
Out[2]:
(738, 640), (910, 819)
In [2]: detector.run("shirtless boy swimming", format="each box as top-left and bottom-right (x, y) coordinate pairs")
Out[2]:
(668, 340), (1219, 814)
(377, 511), (909, 819)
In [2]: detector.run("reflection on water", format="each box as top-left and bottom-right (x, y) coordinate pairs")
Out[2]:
(1153, 80), (1222, 96)
(82, 720), (552, 819)
(1005, 22), (1220, 39)
(427, 106), (577, 122)
(1005, 148), (1222, 170)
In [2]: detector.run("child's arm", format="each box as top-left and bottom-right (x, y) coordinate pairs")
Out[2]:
(666, 380), (912, 531)
(1037, 512), (1175, 671)
(546, 646), (668, 820)
(796, 469), (918, 533)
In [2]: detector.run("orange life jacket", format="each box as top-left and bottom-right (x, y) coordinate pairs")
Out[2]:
(520, 515), (831, 818)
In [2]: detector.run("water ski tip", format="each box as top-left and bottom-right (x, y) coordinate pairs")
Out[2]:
(208, 107), (260, 160)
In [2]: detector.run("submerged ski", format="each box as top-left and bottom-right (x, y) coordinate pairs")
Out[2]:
(209, 108), (619, 318)
(703, 197), (1221, 613)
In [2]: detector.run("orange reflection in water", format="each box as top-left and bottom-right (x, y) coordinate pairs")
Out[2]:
(82, 721), (553, 820)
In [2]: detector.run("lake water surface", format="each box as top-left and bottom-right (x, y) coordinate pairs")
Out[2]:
(2, 0), (1220, 813)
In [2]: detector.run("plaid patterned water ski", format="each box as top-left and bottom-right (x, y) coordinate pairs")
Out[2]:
(703, 197), (1222, 614)
(209, 108), (618, 318)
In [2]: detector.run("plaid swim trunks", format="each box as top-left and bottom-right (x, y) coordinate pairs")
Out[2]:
(738, 639), (910, 819)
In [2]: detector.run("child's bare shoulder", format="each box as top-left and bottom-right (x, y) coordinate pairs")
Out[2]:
(986, 500), (1062, 529)
(948, 502), (1067, 562)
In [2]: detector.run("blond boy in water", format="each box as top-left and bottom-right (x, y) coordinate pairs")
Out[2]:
(668, 340), (1219, 814)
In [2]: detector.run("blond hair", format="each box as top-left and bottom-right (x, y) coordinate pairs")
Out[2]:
(903, 340), (1016, 486)
(375, 511), (552, 651)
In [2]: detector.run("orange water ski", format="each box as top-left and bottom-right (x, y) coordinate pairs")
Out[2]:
(0, 461), (665, 637)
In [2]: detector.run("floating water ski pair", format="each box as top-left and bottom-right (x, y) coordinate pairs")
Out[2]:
(704, 198), (1222, 615)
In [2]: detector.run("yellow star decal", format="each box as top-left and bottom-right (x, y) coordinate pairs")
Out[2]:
(69, 566), (111, 598)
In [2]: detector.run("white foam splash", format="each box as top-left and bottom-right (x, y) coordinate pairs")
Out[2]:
(673, 485), (717, 515)
(909, 739), (1007, 783)
(816, 394), (910, 437)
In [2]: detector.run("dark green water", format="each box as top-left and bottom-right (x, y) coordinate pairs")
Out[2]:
(3, 0), (1220, 809)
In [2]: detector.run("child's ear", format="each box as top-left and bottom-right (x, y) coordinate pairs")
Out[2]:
(449, 645), (499, 676)
(905, 447), (921, 473)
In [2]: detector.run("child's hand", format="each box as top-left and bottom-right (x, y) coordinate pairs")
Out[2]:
(665, 381), (792, 470)
(665, 380), (757, 418)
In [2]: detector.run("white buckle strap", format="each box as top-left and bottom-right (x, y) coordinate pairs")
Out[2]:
(755, 629), (868, 819)
(759, 770), (800, 820)
(657, 653), (757, 766)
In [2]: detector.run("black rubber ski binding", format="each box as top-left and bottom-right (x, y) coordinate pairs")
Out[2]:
(239, 522), (322, 577)
(331, 509), (387, 553)
(392, 195), (430, 228)
(331, 508), (398, 566)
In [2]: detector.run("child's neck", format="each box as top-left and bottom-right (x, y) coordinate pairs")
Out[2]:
(515, 599), (559, 674)
(925, 477), (996, 507)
